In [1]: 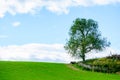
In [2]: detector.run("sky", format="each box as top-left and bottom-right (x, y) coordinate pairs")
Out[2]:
(0, 0), (120, 63)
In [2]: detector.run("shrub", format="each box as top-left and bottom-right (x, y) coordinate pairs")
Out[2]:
(92, 58), (120, 73)
(70, 61), (76, 64)
(106, 54), (120, 60)
(78, 55), (120, 73)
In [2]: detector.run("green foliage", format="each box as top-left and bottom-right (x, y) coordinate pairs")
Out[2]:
(106, 54), (120, 60)
(65, 18), (110, 61)
(79, 55), (120, 73)
(0, 61), (119, 80)
(92, 58), (120, 73)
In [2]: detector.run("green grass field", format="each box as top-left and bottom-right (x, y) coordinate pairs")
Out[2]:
(0, 61), (119, 80)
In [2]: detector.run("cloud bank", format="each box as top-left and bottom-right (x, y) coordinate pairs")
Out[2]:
(0, 43), (74, 63)
(0, 43), (119, 63)
(0, 0), (120, 18)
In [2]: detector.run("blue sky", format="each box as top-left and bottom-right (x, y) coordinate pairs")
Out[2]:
(0, 0), (120, 63)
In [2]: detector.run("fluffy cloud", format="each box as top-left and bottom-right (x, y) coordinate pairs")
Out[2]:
(12, 21), (21, 27)
(0, 43), (119, 63)
(92, 0), (120, 5)
(0, 43), (75, 63)
(0, 0), (120, 18)
(86, 48), (120, 59)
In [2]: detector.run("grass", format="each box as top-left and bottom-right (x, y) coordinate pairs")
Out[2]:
(0, 61), (119, 80)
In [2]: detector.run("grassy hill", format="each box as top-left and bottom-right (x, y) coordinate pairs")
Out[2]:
(0, 61), (119, 80)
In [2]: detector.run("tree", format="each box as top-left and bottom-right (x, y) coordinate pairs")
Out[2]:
(64, 18), (110, 62)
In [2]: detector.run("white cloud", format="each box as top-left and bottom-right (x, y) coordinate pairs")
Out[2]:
(86, 47), (120, 59)
(0, 43), (74, 63)
(44, 0), (73, 14)
(12, 21), (21, 27)
(0, 0), (120, 18)
(92, 0), (120, 5)
(0, 43), (119, 63)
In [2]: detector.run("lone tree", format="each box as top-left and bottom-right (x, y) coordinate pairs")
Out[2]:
(64, 18), (110, 62)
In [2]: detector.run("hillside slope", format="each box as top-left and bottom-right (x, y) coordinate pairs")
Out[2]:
(0, 61), (119, 80)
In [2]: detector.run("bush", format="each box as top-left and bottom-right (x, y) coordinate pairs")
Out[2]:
(70, 61), (76, 64)
(78, 55), (120, 73)
(106, 54), (120, 60)
(92, 58), (120, 73)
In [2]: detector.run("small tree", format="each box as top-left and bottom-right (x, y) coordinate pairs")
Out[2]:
(64, 18), (110, 62)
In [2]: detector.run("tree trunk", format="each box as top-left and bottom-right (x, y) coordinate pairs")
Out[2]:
(82, 45), (86, 62)
(82, 54), (85, 62)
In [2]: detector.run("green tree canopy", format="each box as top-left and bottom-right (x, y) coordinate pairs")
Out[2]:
(64, 18), (110, 61)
